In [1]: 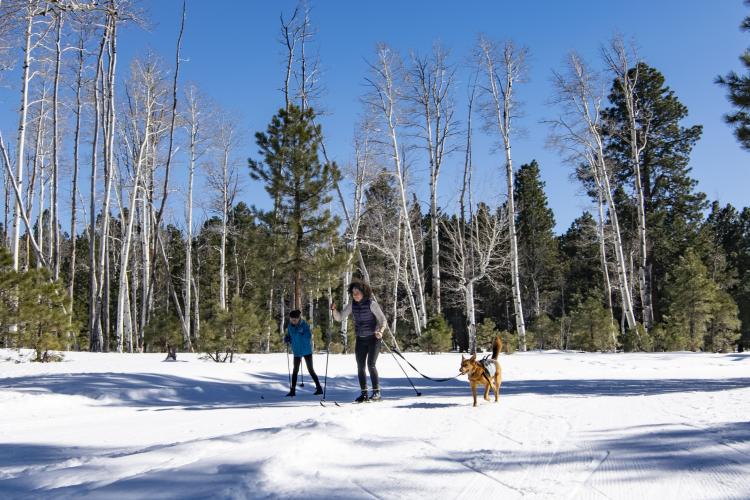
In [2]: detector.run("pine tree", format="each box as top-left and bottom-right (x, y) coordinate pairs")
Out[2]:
(0, 247), (19, 347)
(603, 63), (706, 323)
(249, 105), (342, 311)
(706, 290), (741, 353)
(704, 202), (750, 348)
(527, 313), (559, 350)
(717, 0), (750, 151)
(570, 295), (616, 352)
(557, 212), (601, 315)
(663, 248), (731, 351)
(418, 316), (453, 354)
(0, 247), (71, 360)
(202, 296), (265, 362)
(475, 318), (500, 352)
(514, 160), (559, 321)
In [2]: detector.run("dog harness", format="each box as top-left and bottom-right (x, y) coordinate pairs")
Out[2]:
(479, 355), (496, 383)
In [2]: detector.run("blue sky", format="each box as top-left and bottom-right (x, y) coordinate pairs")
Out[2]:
(3, 0), (749, 234)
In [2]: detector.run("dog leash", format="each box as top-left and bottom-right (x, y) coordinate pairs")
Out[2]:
(383, 342), (462, 382)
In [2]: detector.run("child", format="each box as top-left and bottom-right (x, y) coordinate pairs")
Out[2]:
(284, 310), (323, 397)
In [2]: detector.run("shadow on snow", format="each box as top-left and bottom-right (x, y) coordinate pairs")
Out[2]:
(1, 370), (750, 409)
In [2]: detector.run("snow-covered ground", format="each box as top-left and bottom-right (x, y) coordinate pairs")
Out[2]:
(1, 348), (749, 499)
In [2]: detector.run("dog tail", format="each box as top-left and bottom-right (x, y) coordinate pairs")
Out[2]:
(492, 336), (502, 360)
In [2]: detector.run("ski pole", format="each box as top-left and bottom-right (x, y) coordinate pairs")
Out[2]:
(323, 332), (331, 399)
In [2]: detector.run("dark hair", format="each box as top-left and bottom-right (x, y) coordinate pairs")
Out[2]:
(347, 280), (372, 299)
(289, 310), (302, 319)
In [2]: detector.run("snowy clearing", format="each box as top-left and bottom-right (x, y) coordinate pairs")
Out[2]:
(1, 349), (749, 499)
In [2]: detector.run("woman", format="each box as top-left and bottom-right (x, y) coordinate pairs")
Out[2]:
(331, 280), (387, 403)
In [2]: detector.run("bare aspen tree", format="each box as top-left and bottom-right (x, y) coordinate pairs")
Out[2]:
(335, 123), (374, 349)
(280, 5), (301, 112)
(143, 2), (185, 347)
(82, 0), (138, 351)
(0, 132), (47, 267)
(0, 0), (50, 336)
(67, 19), (88, 319)
(3, 167), (9, 247)
(364, 44), (427, 334)
(136, 0), (187, 349)
(548, 51), (638, 334)
(442, 205), (508, 355)
(29, 80), (50, 269)
(115, 57), (168, 353)
(590, 160), (616, 330)
(206, 112), (240, 312)
(476, 37), (527, 350)
(182, 85), (209, 350)
(92, 12), (116, 351)
(0, 3), (97, 269)
(11, 0), (42, 273)
(152, 0), (184, 234)
(87, 13), (107, 350)
(49, 10), (61, 279)
(602, 37), (653, 330)
(405, 44), (457, 316)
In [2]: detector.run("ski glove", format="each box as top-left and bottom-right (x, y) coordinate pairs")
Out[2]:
(284, 334), (291, 344)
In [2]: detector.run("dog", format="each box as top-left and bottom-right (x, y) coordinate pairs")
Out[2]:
(459, 336), (502, 407)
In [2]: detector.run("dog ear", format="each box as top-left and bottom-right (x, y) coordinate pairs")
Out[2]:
(469, 354), (476, 361)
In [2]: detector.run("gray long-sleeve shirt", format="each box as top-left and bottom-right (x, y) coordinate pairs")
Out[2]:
(333, 299), (387, 337)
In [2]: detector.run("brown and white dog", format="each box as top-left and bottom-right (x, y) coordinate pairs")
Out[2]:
(459, 336), (502, 407)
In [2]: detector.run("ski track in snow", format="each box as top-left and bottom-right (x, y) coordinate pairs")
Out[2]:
(1, 349), (750, 499)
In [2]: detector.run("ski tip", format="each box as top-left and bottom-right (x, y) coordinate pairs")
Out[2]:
(320, 399), (341, 407)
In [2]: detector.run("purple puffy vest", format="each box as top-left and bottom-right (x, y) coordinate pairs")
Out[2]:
(352, 298), (377, 337)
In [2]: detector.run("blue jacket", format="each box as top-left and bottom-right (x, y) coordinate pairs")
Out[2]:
(287, 319), (313, 357)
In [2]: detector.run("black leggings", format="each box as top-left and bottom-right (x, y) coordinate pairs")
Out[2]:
(292, 354), (321, 389)
(355, 336), (381, 391)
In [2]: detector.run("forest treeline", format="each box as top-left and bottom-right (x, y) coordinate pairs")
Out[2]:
(0, 0), (748, 361)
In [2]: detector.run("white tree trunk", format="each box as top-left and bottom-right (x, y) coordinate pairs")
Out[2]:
(33, 96), (46, 269)
(68, 29), (85, 321)
(88, 27), (107, 351)
(603, 40), (652, 330)
(12, 4), (35, 273)
(116, 103), (151, 353)
(376, 46), (427, 332)
(184, 98), (197, 350)
(219, 151), (228, 312)
(478, 39), (527, 350)
(94, 16), (117, 350)
(466, 281), (476, 354)
(550, 52), (638, 334)
(51, 13), (62, 281)
(593, 172), (617, 343)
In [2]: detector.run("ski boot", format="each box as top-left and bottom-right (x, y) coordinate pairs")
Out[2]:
(354, 390), (369, 403)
